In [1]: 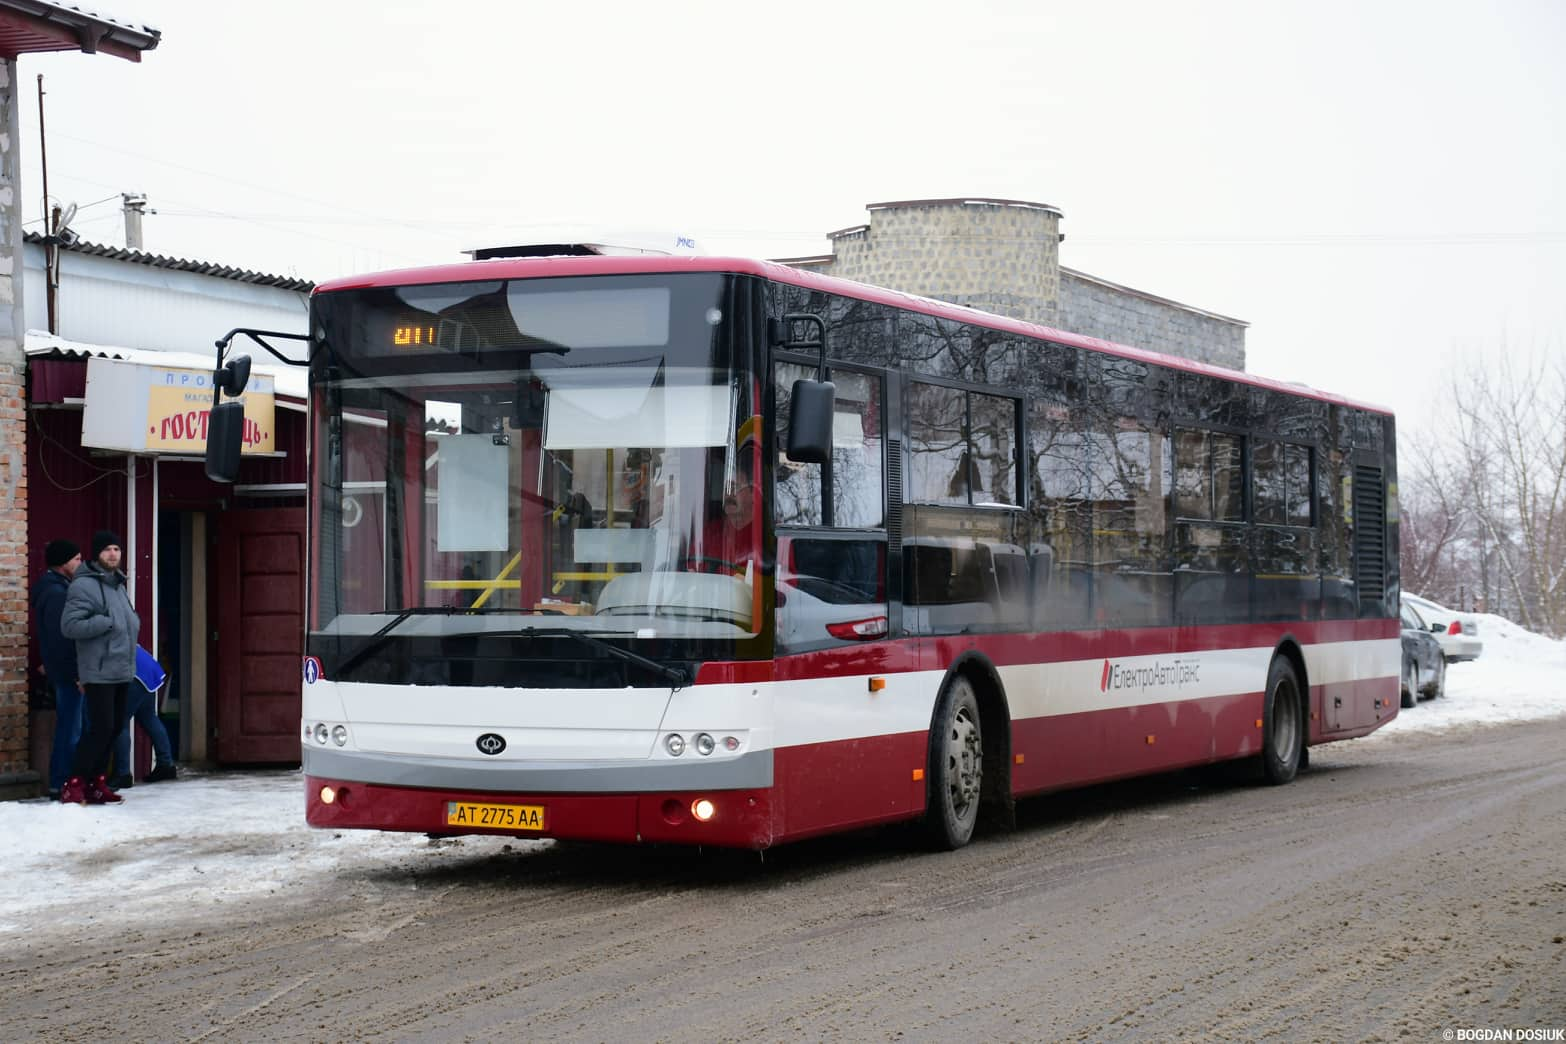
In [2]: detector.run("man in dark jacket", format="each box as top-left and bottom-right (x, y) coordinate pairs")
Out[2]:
(59, 530), (140, 805)
(30, 539), (83, 799)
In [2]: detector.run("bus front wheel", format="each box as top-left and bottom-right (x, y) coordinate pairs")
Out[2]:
(1261, 657), (1304, 785)
(925, 675), (983, 850)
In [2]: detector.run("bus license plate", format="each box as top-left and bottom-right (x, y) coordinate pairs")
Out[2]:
(446, 801), (546, 830)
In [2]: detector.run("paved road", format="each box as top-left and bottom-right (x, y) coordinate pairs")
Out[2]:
(5, 718), (1564, 1041)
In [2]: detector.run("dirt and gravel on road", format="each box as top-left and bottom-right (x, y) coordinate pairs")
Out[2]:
(4, 716), (1563, 1042)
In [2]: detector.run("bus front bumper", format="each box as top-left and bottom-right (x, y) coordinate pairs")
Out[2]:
(305, 774), (778, 849)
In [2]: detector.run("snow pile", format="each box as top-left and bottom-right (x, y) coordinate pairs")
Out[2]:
(1376, 612), (1566, 735)
(1, 615), (1563, 938)
(0, 770), (521, 938)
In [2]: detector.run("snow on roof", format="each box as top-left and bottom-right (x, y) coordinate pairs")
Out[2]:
(24, 329), (309, 401)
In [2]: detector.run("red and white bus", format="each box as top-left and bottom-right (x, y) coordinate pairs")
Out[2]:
(208, 255), (1400, 850)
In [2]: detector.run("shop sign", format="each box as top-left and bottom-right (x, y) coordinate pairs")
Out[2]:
(81, 357), (277, 455)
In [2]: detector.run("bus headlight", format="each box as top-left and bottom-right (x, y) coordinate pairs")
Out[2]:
(331, 725), (348, 746)
(695, 733), (716, 756)
(665, 733), (685, 757)
(313, 723), (329, 745)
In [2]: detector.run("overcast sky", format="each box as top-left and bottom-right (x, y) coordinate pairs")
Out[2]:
(16, 0), (1565, 429)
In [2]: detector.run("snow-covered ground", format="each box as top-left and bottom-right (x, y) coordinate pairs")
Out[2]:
(3, 613), (1562, 940)
(1368, 612), (1566, 735)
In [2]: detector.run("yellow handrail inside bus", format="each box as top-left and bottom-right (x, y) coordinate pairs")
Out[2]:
(550, 568), (622, 594)
(424, 551), (523, 609)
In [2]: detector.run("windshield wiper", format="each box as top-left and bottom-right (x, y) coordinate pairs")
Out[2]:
(330, 614), (688, 689)
(334, 606), (465, 677)
(330, 604), (557, 679)
(467, 627), (690, 690)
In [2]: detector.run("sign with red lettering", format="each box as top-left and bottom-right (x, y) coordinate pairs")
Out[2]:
(81, 357), (278, 456)
(146, 377), (274, 453)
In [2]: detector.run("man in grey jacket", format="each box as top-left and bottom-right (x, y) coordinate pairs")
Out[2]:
(58, 530), (140, 805)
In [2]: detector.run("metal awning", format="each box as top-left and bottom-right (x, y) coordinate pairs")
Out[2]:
(24, 329), (307, 401)
(0, 1), (159, 61)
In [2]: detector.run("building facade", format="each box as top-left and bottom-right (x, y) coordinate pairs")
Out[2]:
(0, 2), (160, 798)
(779, 198), (1247, 371)
(19, 236), (311, 789)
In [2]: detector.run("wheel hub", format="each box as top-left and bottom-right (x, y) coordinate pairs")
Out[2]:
(948, 708), (982, 810)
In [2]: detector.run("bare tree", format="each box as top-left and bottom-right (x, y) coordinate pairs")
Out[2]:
(1398, 437), (1472, 602)
(1446, 348), (1566, 637)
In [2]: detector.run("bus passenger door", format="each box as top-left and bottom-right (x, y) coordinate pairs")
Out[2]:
(774, 366), (916, 835)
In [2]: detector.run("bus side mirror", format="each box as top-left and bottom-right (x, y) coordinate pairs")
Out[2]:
(218, 354), (251, 397)
(205, 400), (245, 483)
(786, 378), (835, 465)
(513, 379), (546, 430)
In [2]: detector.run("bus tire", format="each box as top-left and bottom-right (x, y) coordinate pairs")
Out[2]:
(1261, 656), (1304, 786)
(925, 675), (983, 850)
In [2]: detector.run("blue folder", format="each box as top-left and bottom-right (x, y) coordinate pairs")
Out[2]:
(135, 646), (167, 694)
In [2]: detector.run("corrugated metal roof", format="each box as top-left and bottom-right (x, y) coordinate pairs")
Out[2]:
(25, 231), (315, 292)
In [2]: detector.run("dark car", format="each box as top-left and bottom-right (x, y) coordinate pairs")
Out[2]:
(1399, 599), (1447, 708)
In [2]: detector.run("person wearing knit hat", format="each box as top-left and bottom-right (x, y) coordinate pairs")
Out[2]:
(59, 528), (139, 805)
(91, 530), (122, 563)
(31, 538), (84, 798)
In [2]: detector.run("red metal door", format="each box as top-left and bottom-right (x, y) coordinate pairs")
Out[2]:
(214, 508), (305, 763)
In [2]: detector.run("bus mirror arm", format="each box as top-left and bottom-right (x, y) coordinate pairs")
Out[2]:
(774, 313), (835, 465)
(203, 328), (313, 484)
(214, 327), (315, 368)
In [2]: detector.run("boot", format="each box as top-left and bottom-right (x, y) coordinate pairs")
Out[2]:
(59, 777), (87, 805)
(86, 776), (124, 805)
(146, 762), (178, 783)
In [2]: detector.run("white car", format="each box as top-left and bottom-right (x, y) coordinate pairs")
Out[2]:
(776, 575), (887, 650)
(1401, 593), (1483, 663)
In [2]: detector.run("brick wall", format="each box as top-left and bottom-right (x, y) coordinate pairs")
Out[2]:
(1059, 269), (1246, 370)
(0, 58), (31, 791)
(782, 197), (1247, 370)
(814, 199), (1064, 327)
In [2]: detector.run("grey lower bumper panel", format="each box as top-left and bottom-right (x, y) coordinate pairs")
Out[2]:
(303, 745), (774, 792)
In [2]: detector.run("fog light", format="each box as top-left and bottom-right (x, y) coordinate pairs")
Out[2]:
(320, 785), (337, 805)
(695, 733), (716, 756)
(691, 798), (716, 822)
(331, 725), (348, 746)
(314, 723), (329, 744)
(665, 733), (685, 757)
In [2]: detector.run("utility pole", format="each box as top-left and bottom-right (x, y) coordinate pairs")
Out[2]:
(38, 75), (56, 335)
(123, 192), (148, 250)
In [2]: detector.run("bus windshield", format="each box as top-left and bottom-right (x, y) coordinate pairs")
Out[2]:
(307, 273), (763, 681)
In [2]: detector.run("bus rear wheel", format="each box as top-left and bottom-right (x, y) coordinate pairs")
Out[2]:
(1262, 657), (1304, 785)
(925, 675), (983, 850)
